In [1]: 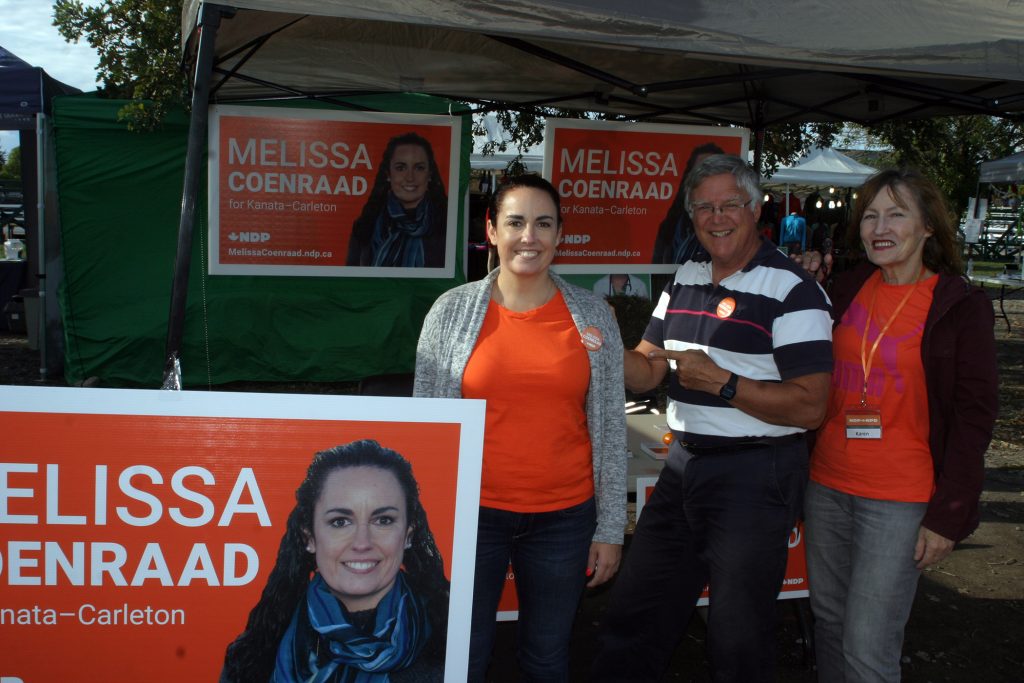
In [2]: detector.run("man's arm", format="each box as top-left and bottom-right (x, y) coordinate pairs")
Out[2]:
(647, 348), (830, 430)
(624, 339), (670, 393)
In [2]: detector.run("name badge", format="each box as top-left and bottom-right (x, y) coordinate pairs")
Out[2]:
(581, 326), (604, 351)
(845, 406), (882, 439)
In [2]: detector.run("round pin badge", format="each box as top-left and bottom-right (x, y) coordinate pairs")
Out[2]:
(581, 326), (604, 351)
(716, 297), (736, 319)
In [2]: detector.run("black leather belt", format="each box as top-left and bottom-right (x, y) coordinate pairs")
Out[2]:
(681, 433), (805, 455)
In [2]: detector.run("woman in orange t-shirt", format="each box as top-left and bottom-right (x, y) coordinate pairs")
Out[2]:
(806, 169), (998, 682)
(414, 175), (626, 681)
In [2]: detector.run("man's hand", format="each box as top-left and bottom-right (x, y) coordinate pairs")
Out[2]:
(647, 348), (730, 395)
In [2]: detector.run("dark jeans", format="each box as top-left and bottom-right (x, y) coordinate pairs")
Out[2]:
(592, 442), (807, 682)
(469, 497), (597, 683)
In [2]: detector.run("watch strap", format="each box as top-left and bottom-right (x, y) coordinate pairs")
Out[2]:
(719, 372), (739, 400)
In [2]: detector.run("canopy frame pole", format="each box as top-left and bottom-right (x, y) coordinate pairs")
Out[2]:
(35, 113), (46, 379)
(752, 100), (766, 176)
(162, 2), (230, 388)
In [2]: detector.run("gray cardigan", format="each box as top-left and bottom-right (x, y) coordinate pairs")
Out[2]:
(414, 268), (627, 545)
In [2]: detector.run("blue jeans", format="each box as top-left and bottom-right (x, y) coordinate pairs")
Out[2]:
(593, 441), (808, 682)
(469, 497), (596, 682)
(804, 481), (926, 683)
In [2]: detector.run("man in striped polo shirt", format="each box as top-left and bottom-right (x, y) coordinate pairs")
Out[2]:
(593, 154), (833, 682)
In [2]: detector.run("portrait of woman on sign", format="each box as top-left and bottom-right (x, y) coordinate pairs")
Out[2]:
(221, 440), (450, 683)
(346, 132), (449, 268)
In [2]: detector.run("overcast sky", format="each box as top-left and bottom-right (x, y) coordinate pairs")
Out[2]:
(1, 0), (100, 153)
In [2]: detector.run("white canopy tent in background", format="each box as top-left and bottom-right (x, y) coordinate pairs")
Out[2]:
(979, 152), (1024, 184)
(764, 147), (879, 189)
(763, 147), (879, 220)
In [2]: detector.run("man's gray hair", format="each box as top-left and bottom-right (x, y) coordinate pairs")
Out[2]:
(684, 154), (763, 217)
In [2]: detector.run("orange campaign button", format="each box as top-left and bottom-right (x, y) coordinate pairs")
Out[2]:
(716, 297), (736, 319)
(581, 326), (604, 351)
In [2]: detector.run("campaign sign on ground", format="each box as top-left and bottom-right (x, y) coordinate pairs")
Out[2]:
(208, 105), (460, 277)
(635, 478), (807, 603)
(0, 387), (484, 682)
(544, 119), (748, 274)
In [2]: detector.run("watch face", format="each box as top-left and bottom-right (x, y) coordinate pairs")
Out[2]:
(720, 373), (738, 400)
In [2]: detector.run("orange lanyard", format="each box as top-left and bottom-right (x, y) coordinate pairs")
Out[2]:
(859, 270), (923, 406)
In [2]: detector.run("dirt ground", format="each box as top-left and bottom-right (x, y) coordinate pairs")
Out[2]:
(2, 295), (1023, 682)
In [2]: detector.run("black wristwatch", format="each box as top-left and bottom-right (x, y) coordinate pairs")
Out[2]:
(719, 372), (739, 401)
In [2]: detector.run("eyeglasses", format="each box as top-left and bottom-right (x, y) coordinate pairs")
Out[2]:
(690, 199), (754, 220)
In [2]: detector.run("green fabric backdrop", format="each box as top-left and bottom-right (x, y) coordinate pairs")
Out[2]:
(53, 94), (469, 387)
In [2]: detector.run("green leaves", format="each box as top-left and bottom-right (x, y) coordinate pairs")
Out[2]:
(0, 148), (21, 179)
(52, 0), (187, 131)
(759, 122), (843, 176)
(855, 117), (1024, 215)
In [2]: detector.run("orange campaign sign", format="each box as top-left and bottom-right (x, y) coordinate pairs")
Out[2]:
(544, 119), (749, 274)
(0, 387), (484, 682)
(208, 105), (461, 278)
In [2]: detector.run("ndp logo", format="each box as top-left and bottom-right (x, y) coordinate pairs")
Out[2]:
(560, 234), (592, 244)
(227, 231), (271, 243)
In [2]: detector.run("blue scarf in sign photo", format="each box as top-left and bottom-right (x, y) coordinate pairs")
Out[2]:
(272, 572), (431, 683)
(671, 216), (707, 265)
(371, 193), (434, 267)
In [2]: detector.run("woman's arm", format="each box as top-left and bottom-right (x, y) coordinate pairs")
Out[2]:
(921, 289), (999, 542)
(413, 300), (445, 398)
(588, 296), (628, 553)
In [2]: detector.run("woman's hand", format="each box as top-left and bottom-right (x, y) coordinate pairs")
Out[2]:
(586, 542), (622, 588)
(914, 526), (955, 569)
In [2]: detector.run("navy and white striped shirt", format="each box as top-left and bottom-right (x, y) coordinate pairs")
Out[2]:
(643, 240), (833, 446)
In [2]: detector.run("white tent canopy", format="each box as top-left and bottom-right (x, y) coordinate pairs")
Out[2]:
(764, 147), (878, 188)
(979, 151), (1024, 184)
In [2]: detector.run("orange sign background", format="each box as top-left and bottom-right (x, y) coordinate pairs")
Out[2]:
(0, 389), (479, 681)
(545, 120), (748, 272)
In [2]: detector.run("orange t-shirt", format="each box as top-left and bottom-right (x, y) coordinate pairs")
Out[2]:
(811, 271), (937, 502)
(462, 292), (594, 512)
